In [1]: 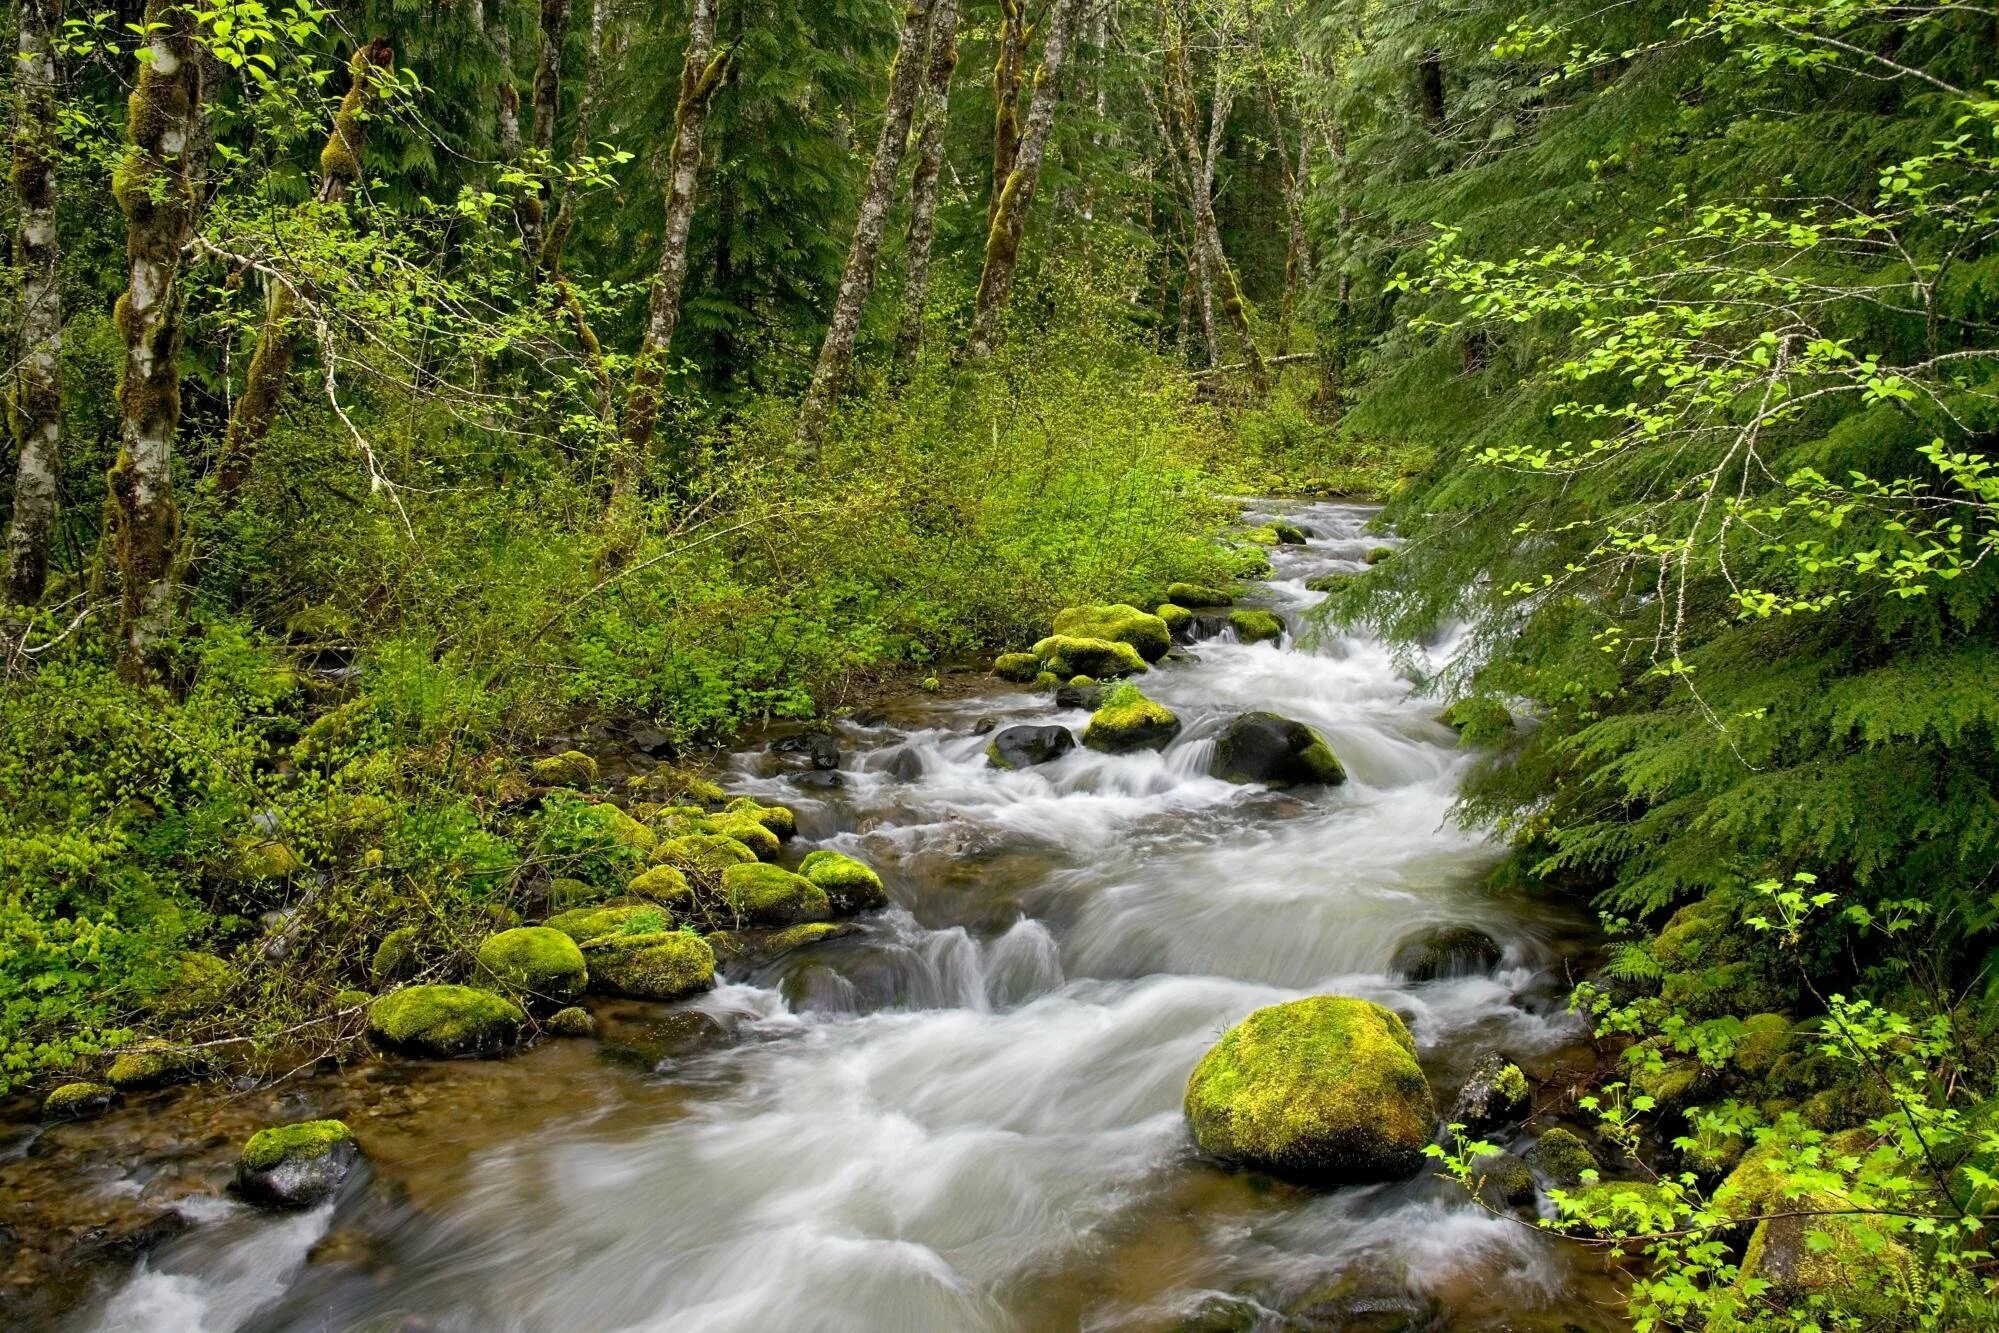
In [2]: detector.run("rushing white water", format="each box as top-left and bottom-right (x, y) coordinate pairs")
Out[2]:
(78, 501), (1608, 1332)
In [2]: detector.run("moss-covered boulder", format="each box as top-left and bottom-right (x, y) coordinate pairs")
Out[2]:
(701, 812), (782, 861)
(993, 652), (1042, 683)
(985, 723), (1075, 770)
(625, 864), (695, 912)
(1167, 581), (1233, 608)
(724, 795), (797, 841)
(475, 926), (588, 1006)
(655, 831), (759, 879)
(582, 930), (716, 1000)
(236, 1119), (359, 1208)
(546, 1006), (596, 1037)
(1304, 571), (1354, 594)
(709, 921), (858, 967)
(721, 862), (831, 927)
(1082, 683), (1182, 753)
(1469, 1149), (1537, 1208)
(105, 1040), (199, 1091)
(1652, 892), (1745, 971)
(368, 985), (524, 1059)
(1183, 996), (1436, 1181)
(1732, 1013), (1794, 1077)
(543, 902), (670, 943)
(1448, 1053), (1530, 1134)
(370, 926), (421, 985)
(1243, 524), (1281, 546)
(1228, 609), (1286, 645)
(1210, 712), (1344, 787)
(1524, 1126), (1598, 1188)
(1735, 1214), (1910, 1318)
(1388, 925), (1502, 982)
(1364, 546), (1394, 565)
(797, 849), (888, 914)
(1155, 603), (1193, 638)
(43, 1082), (117, 1121)
(531, 750), (599, 787)
(1031, 635), (1147, 679)
(1051, 604), (1172, 663)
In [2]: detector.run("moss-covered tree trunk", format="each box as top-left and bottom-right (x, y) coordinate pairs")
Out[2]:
(4, 0), (63, 607)
(1168, 26), (1265, 390)
(215, 40), (393, 503)
(794, 0), (938, 454)
(520, 0), (573, 271)
(105, 0), (204, 683)
(965, 0), (1083, 362)
(986, 0), (1028, 235)
(620, 0), (726, 474)
(890, 0), (962, 377)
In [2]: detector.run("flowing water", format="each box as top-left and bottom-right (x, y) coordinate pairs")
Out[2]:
(15, 499), (1620, 1332)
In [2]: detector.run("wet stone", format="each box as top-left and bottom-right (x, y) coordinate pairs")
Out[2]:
(987, 724), (1076, 769)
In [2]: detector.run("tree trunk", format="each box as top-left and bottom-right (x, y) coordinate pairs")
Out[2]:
(544, 0), (613, 427)
(1167, 21), (1265, 389)
(106, 0), (205, 683)
(1275, 128), (1310, 358)
(620, 0), (727, 470)
(795, 0), (938, 452)
(891, 0), (962, 376)
(520, 0), (572, 269)
(965, 0), (1084, 361)
(987, 0), (1028, 234)
(4, 0), (63, 606)
(216, 40), (393, 502)
(1417, 48), (1445, 129)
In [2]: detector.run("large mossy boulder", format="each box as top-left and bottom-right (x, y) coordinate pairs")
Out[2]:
(797, 849), (887, 913)
(1051, 604), (1172, 663)
(986, 723), (1075, 770)
(1082, 683), (1182, 753)
(531, 750), (599, 788)
(655, 831), (759, 880)
(625, 864), (695, 912)
(235, 1119), (359, 1208)
(1735, 1214), (1910, 1318)
(721, 862), (831, 927)
(1031, 635), (1147, 679)
(993, 652), (1042, 683)
(582, 930), (716, 1000)
(367, 985), (524, 1059)
(544, 902), (670, 943)
(1211, 712), (1345, 787)
(1155, 603), (1193, 638)
(1183, 996), (1436, 1181)
(475, 926), (588, 1005)
(1166, 581), (1232, 608)
(1388, 925), (1502, 981)
(724, 795), (796, 841)
(1228, 609), (1286, 645)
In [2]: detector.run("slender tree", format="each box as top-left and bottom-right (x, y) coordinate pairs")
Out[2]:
(987, 0), (1029, 233)
(544, 0), (614, 426)
(216, 40), (394, 501)
(521, 0), (574, 269)
(965, 0), (1084, 361)
(891, 0), (963, 375)
(105, 0), (205, 682)
(794, 0), (938, 452)
(4, 0), (63, 606)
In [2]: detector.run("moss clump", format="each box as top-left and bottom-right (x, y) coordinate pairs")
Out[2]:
(547, 876), (596, 908)
(370, 925), (421, 984)
(1470, 1149), (1537, 1208)
(701, 812), (781, 861)
(1440, 696), (1514, 744)
(1166, 581), (1232, 608)
(367, 985), (524, 1058)
(1033, 670), (1061, 688)
(720, 862), (831, 927)
(476, 926), (588, 1005)
(1736, 1214), (1910, 1317)
(583, 930), (716, 1000)
(544, 903), (667, 943)
(1524, 1126), (1597, 1188)
(1662, 960), (1785, 1019)
(154, 950), (236, 1017)
(724, 795), (797, 841)
(332, 989), (371, 1010)
(105, 1040), (198, 1090)
(1364, 546), (1394, 565)
(43, 1082), (117, 1120)
(1031, 635), (1147, 679)
(1652, 893), (1745, 971)
(626, 864), (694, 911)
(993, 652), (1041, 682)
(1051, 604), (1172, 663)
(241, 1119), (354, 1172)
(1083, 683), (1182, 753)
(1733, 1013), (1794, 1076)
(655, 832), (759, 879)
(531, 750), (599, 787)
(218, 837), (304, 880)
(546, 1006), (595, 1037)
(1304, 571), (1353, 593)
(797, 849), (887, 914)
(1183, 995), (1436, 1181)
(1228, 609), (1285, 645)
(599, 804), (658, 855)
(1156, 603), (1193, 636)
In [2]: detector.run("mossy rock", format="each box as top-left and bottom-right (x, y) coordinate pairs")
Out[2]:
(1440, 697), (1514, 743)
(1155, 603), (1193, 638)
(655, 832), (759, 879)
(1732, 1013), (1794, 1077)
(154, 950), (236, 1018)
(1243, 524), (1282, 546)
(797, 849), (887, 914)
(625, 765), (725, 805)
(709, 921), (858, 968)
(1228, 609), (1286, 645)
(1653, 893), (1746, 971)
(531, 749), (599, 787)
(1469, 1148), (1537, 1208)
(1033, 670), (1061, 689)
(626, 864), (695, 912)
(1364, 546), (1395, 565)
(367, 985), (524, 1059)
(724, 795), (797, 841)
(721, 862), (831, 927)
(1736, 1213), (1910, 1318)
(546, 876), (597, 909)
(476, 926), (588, 1006)
(598, 804), (658, 856)
(43, 1082), (117, 1121)
(1662, 960), (1785, 1019)
(1524, 1126), (1597, 1188)
(1031, 634), (1148, 679)
(1630, 1053), (1706, 1111)
(1210, 712), (1345, 787)
(1183, 995), (1436, 1181)
(284, 602), (355, 641)
(543, 903), (670, 943)
(546, 1006), (596, 1037)
(332, 989), (372, 1010)
(1082, 684), (1182, 753)
(1167, 581), (1233, 608)
(236, 1119), (359, 1208)
(370, 925), (422, 985)
(1304, 571), (1354, 594)
(105, 1040), (199, 1091)
(1448, 1053), (1530, 1134)
(583, 930), (716, 1001)
(701, 812), (782, 861)
(1388, 925), (1502, 981)
(217, 837), (304, 880)
(993, 652), (1042, 683)
(1051, 604), (1172, 663)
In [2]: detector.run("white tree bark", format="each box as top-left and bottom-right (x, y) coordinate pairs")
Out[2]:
(891, 0), (963, 375)
(5, 0), (63, 606)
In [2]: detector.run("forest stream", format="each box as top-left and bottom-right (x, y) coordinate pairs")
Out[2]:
(6, 500), (1620, 1332)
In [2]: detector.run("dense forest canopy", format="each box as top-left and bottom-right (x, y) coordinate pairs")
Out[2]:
(8, 0), (1999, 1325)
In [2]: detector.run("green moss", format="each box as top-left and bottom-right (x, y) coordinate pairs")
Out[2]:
(154, 950), (235, 1017)
(797, 849), (887, 913)
(1737, 1214), (1910, 1316)
(105, 1040), (197, 1090)
(476, 926), (588, 1004)
(1069, 674), (1096, 688)
(531, 750), (599, 787)
(724, 795), (797, 841)
(1183, 995), (1436, 1180)
(1733, 1013), (1794, 1076)
(1031, 635), (1148, 679)
(219, 837), (304, 880)
(1305, 571), (1353, 593)
(1440, 697), (1514, 744)
(1156, 603), (1193, 636)
(1364, 546), (1394, 565)
(625, 864), (694, 911)
(994, 652), (1041, 682)
(599, 804), (658, 855)
(1493, 1063), (1529, 1104)
(43, 1082), (117, 1120)
(1243, 524), (1281, 546)
(547, 1006), (595, 1036)
(332, 989), (371, 1009)
(1051, 604), (1172, 663)
(701, 812), (781, 861)
(1662, 961), (1785, 1019)
(765, 921), (847, 952)
(1166, 581), (1232, 608)
(543, 903), (665, 943)
(1082, 683), (1182, 753)
(1524, 1127), (1597, 1187)
(367, 984), (524, 1058)
(582, 930), (715, 1000)
(1033, 670), (1061, 688)
(1228, 609), (1285, 644)
(1470, 1148), (1536, 1207)
(241, 1119), (354, 1171)
(1631, 1054), (1704, 1110)
(370, 925), (420, 984)
(656, 831), (759, 879)
(1653, 894), (1744, 971)
(721, 862), (831, 926)
(548, 877), (596, 909)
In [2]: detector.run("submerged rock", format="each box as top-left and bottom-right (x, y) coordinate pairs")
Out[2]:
(235, 1119), (359, 1208)
(797, 850), (888, 913)
(1054, 680), (1104, 711)
(1388, 925), (1502, 982)
(1183, 995), (1436, 1181)
(1228, 608), (1286, 645)
(367, 985), (524, 1058)
(1305, 571), (1354, 594)
(1031, 634), (1148, 679)
(1166, 581), (1233, 608)
(1211, 712), (1345, 787)
(1051, 604), (1172, 663)
(721, 862), (831, 927)
(1449, 1053), (1531, 1134)
(583, 930), (716, 1000)
(986, 724), (1076, 770)
(1082, 684), (1182, 753)
(476, 926), (588, 1006)
(42, 1082), (117, 1121)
